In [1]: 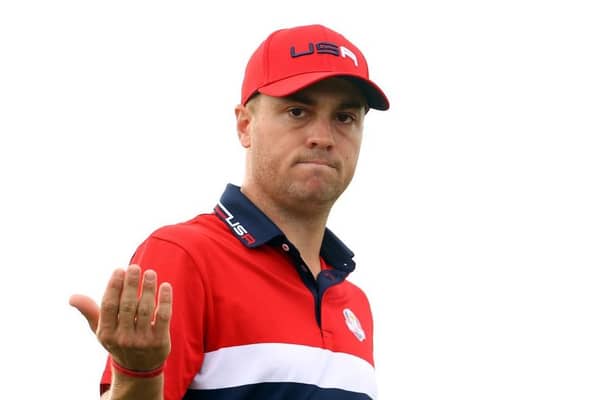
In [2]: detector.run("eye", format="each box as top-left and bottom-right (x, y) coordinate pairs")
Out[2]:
(288, 107), (306, 118)
(336, 112), (356, 124)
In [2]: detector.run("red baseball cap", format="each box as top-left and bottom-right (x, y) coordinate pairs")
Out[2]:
(241, 24), (389, 111)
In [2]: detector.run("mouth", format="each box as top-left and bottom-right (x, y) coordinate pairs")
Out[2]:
(295, 153), (339, 167)
(297, 160), (337, 170)
(300, 159), (332, 166)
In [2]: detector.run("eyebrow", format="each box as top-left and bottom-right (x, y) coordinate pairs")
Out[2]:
(283, 93), (366, 111)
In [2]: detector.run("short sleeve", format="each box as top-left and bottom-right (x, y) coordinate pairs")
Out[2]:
(100, 235), (207, 400)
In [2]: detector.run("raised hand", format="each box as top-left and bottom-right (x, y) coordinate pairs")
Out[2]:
(70, 265), (172, 372)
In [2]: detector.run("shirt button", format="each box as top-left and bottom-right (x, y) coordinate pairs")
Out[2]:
(281, 243), (290, 252)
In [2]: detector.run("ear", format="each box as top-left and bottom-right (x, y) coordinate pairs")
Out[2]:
(235, 104), (252, 148)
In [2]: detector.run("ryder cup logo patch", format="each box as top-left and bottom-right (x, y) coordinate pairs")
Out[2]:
(343, 308), (366, 342)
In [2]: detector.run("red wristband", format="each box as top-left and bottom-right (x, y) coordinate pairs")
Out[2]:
(111, 359), (165, 378)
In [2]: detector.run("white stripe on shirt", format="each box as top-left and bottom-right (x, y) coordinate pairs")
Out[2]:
(188, 342), (377, 399)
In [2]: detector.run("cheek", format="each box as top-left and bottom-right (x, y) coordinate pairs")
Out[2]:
(342, 134), (362, 164)
(253, 123), (298, 164)
(249, 130), (286, 173)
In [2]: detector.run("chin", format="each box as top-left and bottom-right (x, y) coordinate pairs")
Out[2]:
(287, 180), (345, 205)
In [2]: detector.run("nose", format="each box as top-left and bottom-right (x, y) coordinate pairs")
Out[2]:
(307, 117), (335, 150)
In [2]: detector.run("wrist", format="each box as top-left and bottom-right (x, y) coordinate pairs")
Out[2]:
(111, 359), (165, 379)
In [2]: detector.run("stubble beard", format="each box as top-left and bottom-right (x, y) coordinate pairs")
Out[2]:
(247, 141), (357, 217)
(261, 166), (350, 216)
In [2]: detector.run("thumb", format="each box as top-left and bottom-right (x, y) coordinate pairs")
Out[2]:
(69, 294), (100, 333)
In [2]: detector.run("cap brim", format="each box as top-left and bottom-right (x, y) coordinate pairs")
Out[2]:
(257, 72), (389, 111)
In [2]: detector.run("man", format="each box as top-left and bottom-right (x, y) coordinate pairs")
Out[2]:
(70, 23), (389, 400)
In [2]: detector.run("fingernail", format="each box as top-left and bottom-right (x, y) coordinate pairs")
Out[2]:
(128, 265), (140, 275)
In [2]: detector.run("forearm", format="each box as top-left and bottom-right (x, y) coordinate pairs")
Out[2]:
(102, 373), (163, 400)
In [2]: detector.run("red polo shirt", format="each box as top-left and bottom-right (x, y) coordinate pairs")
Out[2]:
(101, 184), (376, 399)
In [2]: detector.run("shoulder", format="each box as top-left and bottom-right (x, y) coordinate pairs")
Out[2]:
(343, 278), (370, 299)
(148, 213), (228, 246)
(341, 278), (373, 311)
(133, 212), (242, 267)
(129, 213), (231, 265)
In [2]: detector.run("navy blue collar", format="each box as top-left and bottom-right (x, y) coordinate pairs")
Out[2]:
(214, 184), (356, 273)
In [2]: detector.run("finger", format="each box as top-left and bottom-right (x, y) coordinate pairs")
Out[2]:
(153, 282), (172, 338)
(97, 268), (126, 334)
(135, 269), (157, 333)
(69, 294), (100, 333)
(117, 265), (142, 332)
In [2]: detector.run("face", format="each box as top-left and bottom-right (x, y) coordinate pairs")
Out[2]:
(235, 77), (367, 213)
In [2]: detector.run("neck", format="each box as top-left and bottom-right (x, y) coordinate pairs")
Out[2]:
(241, 185), (331, 277)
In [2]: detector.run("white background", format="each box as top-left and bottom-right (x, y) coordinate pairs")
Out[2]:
(1, 1), (599, 399)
